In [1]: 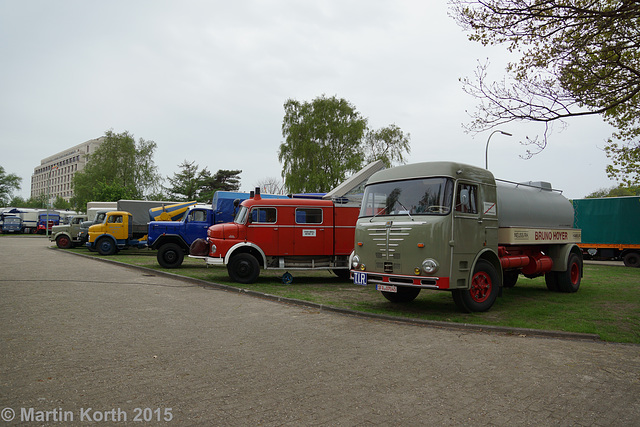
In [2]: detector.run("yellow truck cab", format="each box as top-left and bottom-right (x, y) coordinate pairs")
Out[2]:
(87, 211), (147, 255)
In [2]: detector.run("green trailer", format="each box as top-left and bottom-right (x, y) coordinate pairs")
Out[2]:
(572, 196), (640, 267)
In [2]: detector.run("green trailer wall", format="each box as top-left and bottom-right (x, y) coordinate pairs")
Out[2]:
(572, 196), (640, 245)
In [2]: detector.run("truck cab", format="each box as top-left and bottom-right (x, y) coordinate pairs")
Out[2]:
(37, 213), (60, 234)
(50, 214), (88, 248)
(87, 211), (146, 255)
(148, 206), (216, 268)
(1, 216), (22, 233)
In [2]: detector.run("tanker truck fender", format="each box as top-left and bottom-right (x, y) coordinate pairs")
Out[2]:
(470, 248), (503, 289)
(546, 244), (583, 273)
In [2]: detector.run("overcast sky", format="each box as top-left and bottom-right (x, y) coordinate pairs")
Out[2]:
(1, 0), (618, 201)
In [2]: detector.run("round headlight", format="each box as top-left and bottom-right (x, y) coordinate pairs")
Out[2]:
(210, 244), (217, 254)
(422, 259), (438, 274)
(351, 255), (360, 269)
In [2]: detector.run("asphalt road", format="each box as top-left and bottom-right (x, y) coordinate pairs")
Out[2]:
(1, 236), (639, 426)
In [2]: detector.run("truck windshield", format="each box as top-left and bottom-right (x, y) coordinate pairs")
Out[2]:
(234, 206), (249, 224)
(360, 177), (454, 217)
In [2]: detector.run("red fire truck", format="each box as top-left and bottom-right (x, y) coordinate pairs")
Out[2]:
(190, 162), (384, 283)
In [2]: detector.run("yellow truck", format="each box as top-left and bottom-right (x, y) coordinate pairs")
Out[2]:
(86, 211), (147, 255)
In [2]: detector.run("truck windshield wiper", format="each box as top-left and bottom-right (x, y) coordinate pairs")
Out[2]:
(396, 200), (414, 221)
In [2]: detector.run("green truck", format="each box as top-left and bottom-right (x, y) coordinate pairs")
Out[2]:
(49, 214), (88, 248)
(572, 196), (640, 267)
(351, 161), (583, 312)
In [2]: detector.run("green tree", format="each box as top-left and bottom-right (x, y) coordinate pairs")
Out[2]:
(0, 165), (22, 206)
(585, 185), (640, 198)
(279, 95), (367, 193)
(72, 130), (161, 208)
(199, 169), (242, 203)
(53, 196), (71, 210)
(450, 0), (640, 182)
(164, 160), (211, 201)
(9, 196), (26, 207)
(363, 124), (411, 167)
(279, 95), (411, 193)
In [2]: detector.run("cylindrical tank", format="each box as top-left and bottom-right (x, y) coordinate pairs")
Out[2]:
(496, 180), (574, 228)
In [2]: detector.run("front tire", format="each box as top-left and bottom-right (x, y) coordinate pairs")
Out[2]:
(381, 286), (421, 303)
(96, 237), (117, 256)
(452, 259), (499, 312)
(227, 253), (260, 284)
(56, 235), (72, 249)
(157, 243), (184, 268)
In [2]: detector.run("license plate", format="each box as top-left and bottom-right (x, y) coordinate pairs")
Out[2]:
(376, 284), (397, 293)
(353, 271), (367, 286)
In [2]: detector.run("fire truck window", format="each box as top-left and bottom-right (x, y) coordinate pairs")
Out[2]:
(296, 208), (323, 224)
(455, 184), (478, 214)
(251, 208), (277, 223)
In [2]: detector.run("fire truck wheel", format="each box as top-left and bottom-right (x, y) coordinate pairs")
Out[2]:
(556, 253), (582, 293)
(56, 235), (72, 249)
(503, 270), (519, 288)
(228, 253), (260, 284)
(96, 237), (117, 256)
(623, 252), (640, 268)
(453, 260), (499, 312)
(381, 286), (420, 303)
(157, 243), (184, 268)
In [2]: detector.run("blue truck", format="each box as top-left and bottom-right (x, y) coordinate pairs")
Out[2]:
(148, 191), (287, 268)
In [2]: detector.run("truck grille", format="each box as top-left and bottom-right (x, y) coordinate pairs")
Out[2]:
(367, 222), (413, 260)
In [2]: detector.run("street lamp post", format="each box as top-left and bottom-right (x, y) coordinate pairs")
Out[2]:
(46, 165), (58, 237)
(485, 130), (513, 169)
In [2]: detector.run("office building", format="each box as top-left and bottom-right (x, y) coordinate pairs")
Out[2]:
(31, 137), (104, 203)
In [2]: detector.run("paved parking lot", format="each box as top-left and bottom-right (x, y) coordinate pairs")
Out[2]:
(1, 236), (639, 425)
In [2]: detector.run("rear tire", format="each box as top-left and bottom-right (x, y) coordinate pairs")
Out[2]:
(452, 259), (499, 312)
(227, 253), (260, 284)
(157, 243), (184, 268)
(623, 252), (640, 268)
(381, 286), (421, 303)
(545, 272), (559, 292)
(557, 252), (582, 293)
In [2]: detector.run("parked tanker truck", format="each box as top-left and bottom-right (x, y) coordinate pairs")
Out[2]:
(350, 161), (583, 312)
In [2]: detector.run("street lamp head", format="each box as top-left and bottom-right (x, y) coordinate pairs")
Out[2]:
(485, 130), (513, 169)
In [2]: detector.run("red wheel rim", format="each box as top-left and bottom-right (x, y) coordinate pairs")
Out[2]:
(570, 262), (580, 285)
(470, 271), (492, 303)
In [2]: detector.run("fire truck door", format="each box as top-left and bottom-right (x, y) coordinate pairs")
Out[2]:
(248, 207), (279, 255)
